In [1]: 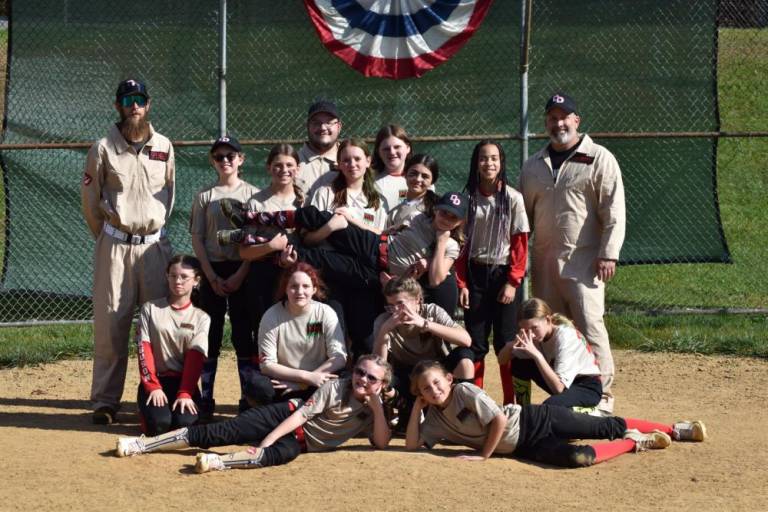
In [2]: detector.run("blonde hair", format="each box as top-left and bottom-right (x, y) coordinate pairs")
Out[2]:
(409, 360), (449, 397)
(518, 298), (573, 327)
(382, 276), (423, 303)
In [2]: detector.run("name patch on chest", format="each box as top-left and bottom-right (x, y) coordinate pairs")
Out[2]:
(364, 213), (375, 223)
(149, 151), (169, 162)
(306, 321), (322, 337)
(180, 322), (195, 331)
(398, 189), (407, 198)
(570, 153), (595, 165)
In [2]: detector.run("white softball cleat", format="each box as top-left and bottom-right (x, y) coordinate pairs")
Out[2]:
(195, 453), (226, 473)
(116, 436), (145, 457)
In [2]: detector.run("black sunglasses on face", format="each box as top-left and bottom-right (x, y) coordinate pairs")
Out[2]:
(212, 153), (238, 163)
(353, 367), (382, 384)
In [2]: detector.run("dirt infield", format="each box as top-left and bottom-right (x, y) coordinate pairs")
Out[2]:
(1, 350), (766, 511)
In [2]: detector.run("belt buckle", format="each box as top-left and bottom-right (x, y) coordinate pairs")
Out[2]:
(130, 234), (143, 245)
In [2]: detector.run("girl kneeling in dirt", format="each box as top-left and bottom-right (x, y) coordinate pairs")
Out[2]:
(135, 255), (210, 436)
(496, 297), (603, 409)
(115, 355), (392, 473)
(405, 360), (706, 467)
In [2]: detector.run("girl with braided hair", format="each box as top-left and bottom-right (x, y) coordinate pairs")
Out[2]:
(456, 140), (530, 399)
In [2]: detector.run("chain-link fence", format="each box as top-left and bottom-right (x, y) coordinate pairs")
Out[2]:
(0, 0), (765, 323)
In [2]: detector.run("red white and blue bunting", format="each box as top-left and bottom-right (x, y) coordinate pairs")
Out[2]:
(304, 0), (494, 79)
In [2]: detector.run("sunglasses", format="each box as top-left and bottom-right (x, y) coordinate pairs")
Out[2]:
(120, 94), (148, 108)
(353, 367), (382, 385)
(212, 152), (238, 163)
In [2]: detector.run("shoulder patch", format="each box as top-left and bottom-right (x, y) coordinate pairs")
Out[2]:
(149, 151), (169, 162)
(456, 407), (473, 423)
(571, 153), (595, 165)
(82, 173), (93, 186)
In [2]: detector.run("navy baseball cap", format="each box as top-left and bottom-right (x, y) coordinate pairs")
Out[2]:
(435, 192), (469, 219)
(115, 79), (149, 100)
(210, 135), (242, 153)
(307, 99), (339, 120)
(545, 92), (577, 114)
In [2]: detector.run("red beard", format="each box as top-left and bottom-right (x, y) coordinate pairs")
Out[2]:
(119, 111), (150, 143)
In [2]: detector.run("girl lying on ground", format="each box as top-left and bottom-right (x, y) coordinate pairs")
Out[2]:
(116, 355), (392, 473)
(405, 360), (706, 468)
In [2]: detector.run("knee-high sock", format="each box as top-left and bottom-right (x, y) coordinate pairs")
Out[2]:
(200, 359), (218, 402)
(592, 440), (635, 463)
(624, 418), (673, 435)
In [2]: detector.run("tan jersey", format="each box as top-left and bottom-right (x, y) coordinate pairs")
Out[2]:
(468, 185), (530, 265)
(136, 298), (210, 374)
(247, 188), (300, 239)
(519, 134), (626, 283)
(374, 172), (408, 211)
(82, 123), (174, 237)
(385, 196), (427, 229)
(538, 325), (601, 388)
(258, 300), (347, 371)
(373, 303), (459, 366)
(309, 185), (387, 231)
(297, 142), (338, 195)
(419, 383), (522, 454)
(190, 180), (260, 262)
(387, 214), (460, 277)
(299, 378), (374, 452)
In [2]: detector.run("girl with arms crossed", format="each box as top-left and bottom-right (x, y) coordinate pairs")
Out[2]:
(406, 361), (706, 467)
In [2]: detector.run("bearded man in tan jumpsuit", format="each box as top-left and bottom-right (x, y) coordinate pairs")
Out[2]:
(519, 93), (625, 415)
(81, 79), (175, 424)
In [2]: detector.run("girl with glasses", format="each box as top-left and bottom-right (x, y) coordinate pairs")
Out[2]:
(116, 355), (393, 473)
(373, 277), (473, 430)
(134, 255), (210, 436)
(190, 136), (260, 420)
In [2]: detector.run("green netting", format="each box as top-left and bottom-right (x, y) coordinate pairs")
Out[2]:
(0, 0), (744, 321)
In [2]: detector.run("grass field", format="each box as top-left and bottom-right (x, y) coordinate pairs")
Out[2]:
(0, 20), (765, 366)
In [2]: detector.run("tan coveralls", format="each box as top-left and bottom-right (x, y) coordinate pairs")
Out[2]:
(519, 134), (625, 413)
(81, 123), (175, 410)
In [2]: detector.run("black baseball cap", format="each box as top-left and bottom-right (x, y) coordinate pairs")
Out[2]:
(434, 192), (469, 219)
(545, 92), (577, 114)
(307, 100), (339, 120)
(210, 135), (242, 153)
(115, 79), (149, 100)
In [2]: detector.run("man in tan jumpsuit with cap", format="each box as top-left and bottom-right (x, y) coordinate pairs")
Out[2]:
(519, 92), (625, 415)
(81, 79), (175, 424)
(296, 99), (342, 195)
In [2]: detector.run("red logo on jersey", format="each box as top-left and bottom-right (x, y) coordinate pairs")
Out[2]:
(149, 151), (169, 161)
(571, 153), (595, 165)
(398, 189), (407, 198)
(83, 173), (93, 186)
(364, 213), (374, 223)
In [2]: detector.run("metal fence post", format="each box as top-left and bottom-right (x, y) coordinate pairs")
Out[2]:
(219, 0), (227, 137)
(520, 0), (532, 301)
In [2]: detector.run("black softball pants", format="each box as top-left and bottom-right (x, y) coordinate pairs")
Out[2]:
(510, 358), (602, 408)
(514, 404), (627, 467)
(137, 376), (199, 436)
(187, 402), (302, 467)
(464, 262), (523, 359)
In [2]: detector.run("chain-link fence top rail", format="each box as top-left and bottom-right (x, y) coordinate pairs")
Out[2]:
(0, 0), (764, 321)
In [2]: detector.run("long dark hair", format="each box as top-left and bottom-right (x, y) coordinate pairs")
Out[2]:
(404, 153), (439, 216)
(332, 138), (382, 210)
(463, 140), (511, 265)
(266, 143), (304, 207)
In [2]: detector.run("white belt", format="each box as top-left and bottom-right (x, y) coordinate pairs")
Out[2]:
(103, 223), (165, 245)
